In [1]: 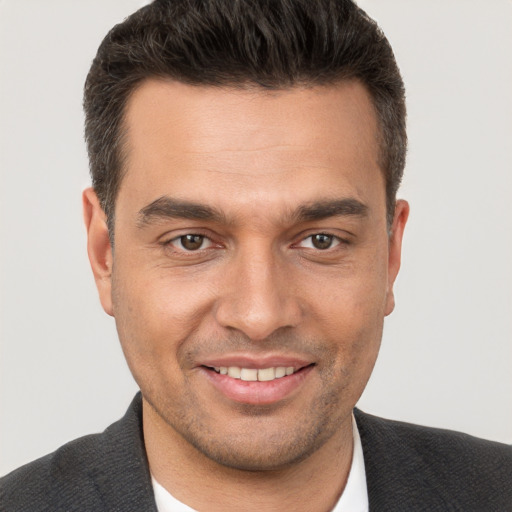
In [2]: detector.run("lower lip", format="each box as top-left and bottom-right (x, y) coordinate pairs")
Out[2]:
(201, 366), (314, 405)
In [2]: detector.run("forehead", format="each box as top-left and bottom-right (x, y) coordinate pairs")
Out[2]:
(118, 79), (384, 221)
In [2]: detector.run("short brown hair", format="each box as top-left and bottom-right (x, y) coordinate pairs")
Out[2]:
(84, 0), (406, 234)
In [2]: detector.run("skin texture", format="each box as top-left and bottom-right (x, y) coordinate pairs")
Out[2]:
(84, 79), (408, 511)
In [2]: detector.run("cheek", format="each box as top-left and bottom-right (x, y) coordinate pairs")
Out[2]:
(311, 261), (388, 334)
(319, 293), (384, 404)
(110, 263), (216, 364)
(306, 259), (388, 371)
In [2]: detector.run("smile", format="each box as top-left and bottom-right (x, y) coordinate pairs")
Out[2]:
(201, 363), (314, 405)
(210, 366), (296, 382)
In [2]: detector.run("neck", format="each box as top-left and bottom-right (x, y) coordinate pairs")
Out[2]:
(143, 398), (354, 512)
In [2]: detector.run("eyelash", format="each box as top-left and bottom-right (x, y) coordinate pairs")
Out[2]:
(162, 232), (348, 254)
(295, 233), (344, 250)
(163, 233), (216, 253)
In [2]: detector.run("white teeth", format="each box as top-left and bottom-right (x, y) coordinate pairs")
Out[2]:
(214, 365), (297, 381)
(257, 367), (275, 381)
(275, 367), (286, 378)
(240, 368), (258, 381)
(227, 366), (241, 379)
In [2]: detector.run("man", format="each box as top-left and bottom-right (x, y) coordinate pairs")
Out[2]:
(1, 0), (510, 510)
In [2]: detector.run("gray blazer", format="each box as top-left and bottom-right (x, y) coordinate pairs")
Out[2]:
(1, 394), (511, 511)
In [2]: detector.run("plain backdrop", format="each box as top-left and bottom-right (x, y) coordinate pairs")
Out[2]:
(1, 0), (511, 476)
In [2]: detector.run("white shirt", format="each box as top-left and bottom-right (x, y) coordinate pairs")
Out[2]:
(152, 416), (368, 512)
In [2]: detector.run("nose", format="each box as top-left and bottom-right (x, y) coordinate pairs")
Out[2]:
(214, 245), (303, 340)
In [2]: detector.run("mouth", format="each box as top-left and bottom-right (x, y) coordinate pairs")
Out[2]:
(204, 365), (307, 381)
(200, 362), (315, 405)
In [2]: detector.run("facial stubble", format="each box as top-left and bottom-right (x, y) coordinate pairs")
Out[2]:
(140, 334), (372, 473)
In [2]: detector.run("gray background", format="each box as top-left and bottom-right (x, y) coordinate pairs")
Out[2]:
(1, 0), (511, 476)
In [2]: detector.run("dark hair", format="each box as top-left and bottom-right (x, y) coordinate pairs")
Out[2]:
(84, 0), (406, 233)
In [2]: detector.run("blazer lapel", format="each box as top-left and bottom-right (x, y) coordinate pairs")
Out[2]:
(354, 409), (448, 511)
(88, 393), (158, 512)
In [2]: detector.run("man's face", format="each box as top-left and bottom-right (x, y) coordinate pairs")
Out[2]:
(86, 79), (407, 471)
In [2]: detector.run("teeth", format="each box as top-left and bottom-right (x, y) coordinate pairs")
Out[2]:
(227, 366), (241, 378)
(257, 367), (275, 381)
(240, 368), (258, 381)
(275, 367), (286, 378)
(213, 366), (297, 381)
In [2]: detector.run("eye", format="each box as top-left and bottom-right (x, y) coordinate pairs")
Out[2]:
(169, 234), (212, 251)
(298, 233), (340, 250)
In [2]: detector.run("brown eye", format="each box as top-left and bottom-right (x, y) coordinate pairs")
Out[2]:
(311, 234), (334, 249)
(179, 234), (205, 251)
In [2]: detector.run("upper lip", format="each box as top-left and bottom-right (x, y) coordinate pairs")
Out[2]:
(199, 354), (314, 370)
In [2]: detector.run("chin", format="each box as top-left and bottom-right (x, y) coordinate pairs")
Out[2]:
(166, 398), (345, 472)
(183, 427), (329, 472)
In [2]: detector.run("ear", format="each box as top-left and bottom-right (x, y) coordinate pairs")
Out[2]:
(83, 188), (114, 316)
(384, 199), (409, 316)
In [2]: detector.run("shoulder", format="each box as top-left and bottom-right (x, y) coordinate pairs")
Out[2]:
(0, 431), (107, 511)
(0, 394), (155, 512)
(355, 408), (512, 464)
(354, 409), (512, 511)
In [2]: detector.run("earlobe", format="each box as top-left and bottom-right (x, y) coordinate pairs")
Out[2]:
(83, 187), (114, 316)
(384, 199), (409, 316)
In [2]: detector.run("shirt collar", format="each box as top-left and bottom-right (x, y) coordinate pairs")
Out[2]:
(331, 414), (369, 512)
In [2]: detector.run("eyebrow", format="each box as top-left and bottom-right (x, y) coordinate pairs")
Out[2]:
(294, 198), (368, 222)
(137, 196), (368, 228)
(137, 196), (226, 227)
